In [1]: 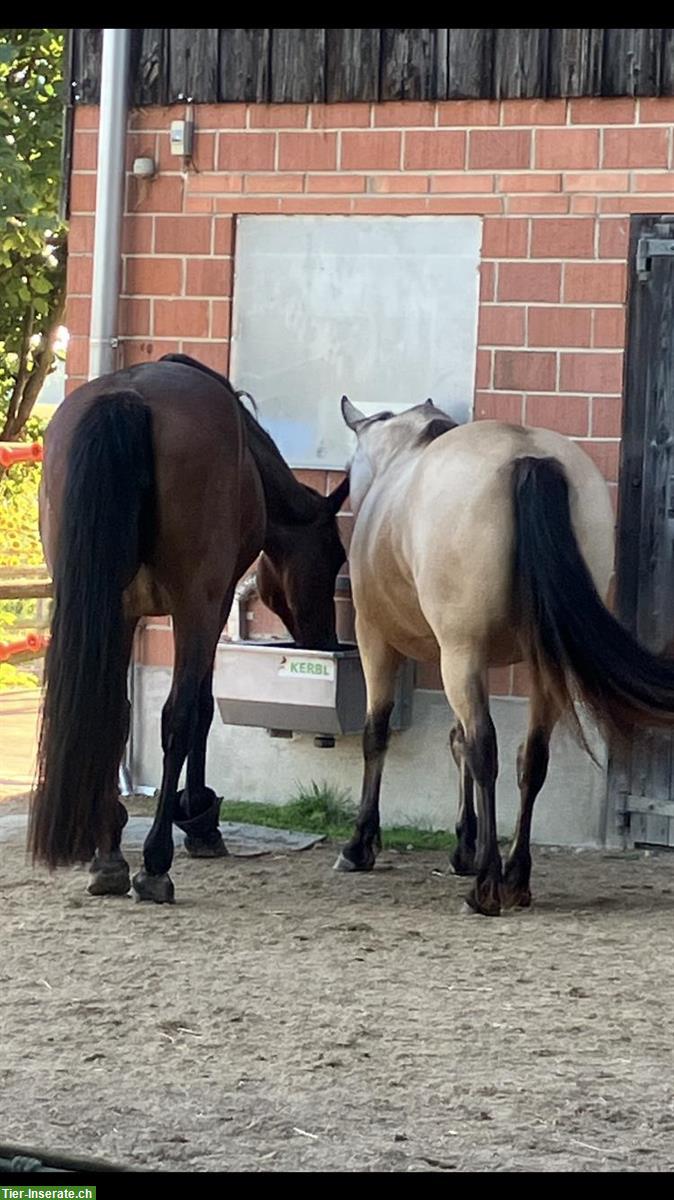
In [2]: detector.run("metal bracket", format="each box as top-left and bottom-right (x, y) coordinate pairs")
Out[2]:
(637, 235), (674, 281)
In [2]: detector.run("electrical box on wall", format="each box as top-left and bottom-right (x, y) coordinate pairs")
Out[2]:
(169, 117), (194, 158)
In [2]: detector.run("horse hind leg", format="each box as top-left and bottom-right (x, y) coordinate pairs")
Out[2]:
(502, 688), (558, 910)
(174, 664), (227, 859)
(448, 722), (477, 877)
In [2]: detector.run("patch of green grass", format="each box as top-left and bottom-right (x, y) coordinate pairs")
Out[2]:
(219, 779), (455, 853)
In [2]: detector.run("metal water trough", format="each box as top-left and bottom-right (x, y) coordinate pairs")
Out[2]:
(214, 640), (414, 744)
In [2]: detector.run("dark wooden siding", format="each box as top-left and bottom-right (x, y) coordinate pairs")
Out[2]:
(72, 28), (674, 105)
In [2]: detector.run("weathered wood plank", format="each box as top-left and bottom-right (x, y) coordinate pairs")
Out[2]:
(73, 29), (102, 105)
(601, 28), (663, 97)
(219, 28), (270, 102)
(447, 29), (494, 98)
(167, 29), (219, 103)
(325, 28), (380, 101)
(270, 29), (326, 103)
(662, 29), (674, 96)
(380, 28), (441, 100)
(493, 28), (550, 99)
(130, 29), (167, 107)
(548, 28), (604, 96)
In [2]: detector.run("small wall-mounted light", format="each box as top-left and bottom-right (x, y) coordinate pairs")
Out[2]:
(132, 156), (156, 180)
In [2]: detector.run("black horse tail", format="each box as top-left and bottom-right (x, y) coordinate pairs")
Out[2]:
(513, 454), (674, 749)
(29, 391), (154, 867)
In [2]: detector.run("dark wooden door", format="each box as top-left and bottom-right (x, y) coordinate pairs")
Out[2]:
(615, 214), (674, 846)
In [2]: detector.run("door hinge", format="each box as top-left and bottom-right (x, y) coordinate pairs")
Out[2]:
(637, 232), (674, 281)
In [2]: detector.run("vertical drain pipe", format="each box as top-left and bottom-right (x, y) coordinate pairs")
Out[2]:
(87, 30), (133, 792)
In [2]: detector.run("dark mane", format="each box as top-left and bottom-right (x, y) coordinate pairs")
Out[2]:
(416, 414), (458, 446)
(159, 353), (321, 525)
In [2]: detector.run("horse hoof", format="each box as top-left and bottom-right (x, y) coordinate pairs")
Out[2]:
(87, 865), (131, 897)
(132, 869), (175, 904)
(448, 855), (477, 878)
(462, 891), (501, 917)
(501, 887), (532, 910)
(333, 850), (374, 873)
(184, 832), (229, 859)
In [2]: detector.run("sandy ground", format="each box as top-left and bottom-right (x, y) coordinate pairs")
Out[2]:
(0, 799), (673, 1173)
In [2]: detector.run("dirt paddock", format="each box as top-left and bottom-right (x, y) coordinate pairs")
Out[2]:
(1, 807), (673, 1173)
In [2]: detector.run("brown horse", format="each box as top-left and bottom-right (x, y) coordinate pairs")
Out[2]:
(335, 397), (674, 916)
(29, 354), (348, 903)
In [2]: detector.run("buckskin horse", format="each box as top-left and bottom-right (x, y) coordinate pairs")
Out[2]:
(29, 354), (348, 903)
(334, 397), (674, 916)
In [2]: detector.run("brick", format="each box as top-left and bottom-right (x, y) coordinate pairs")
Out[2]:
(137, 626), (174, 668)
(126, 175), (184, 214)
(70, 172), (96, 212)
(494, 351), (556, 392)
(73, 132), (98, 171)
(638, 97), (674, 123)
(185, 196), (213, 213)
(569, 97), (636, 124)
(593, 307), (625, 349)
(185, 258), (232, 297)
(525, 394), (589, 436)
(215, 197), (281, 213)
(570, 195), (598, 213)
(74, 105), (99, 131)
(217, 133), (275, 171)
(437, 100), (500, 126)
(156, 130), (216, 173)
(375, 101), (436, 126)
(530, 217), (595, 259)
(65, 296), (91, 336)
(187, 173), (243, 193)
(603, 127), (669, 169)
(425, 197), (502, 214)
(294, 468), (328, 493)
(351, 197), (426, 214)
(65, 337), (89, 377)
(577, 439), (620, 482)
(129, 106), (176, 131)
(181, 340), (229, 373)
(68, 215), (94, 253)
(154, 299), (210, 339)
(600, 195), (674, 213)
(507, 195), (569, 214)
(563, 262), (626, 304)
(501, 99), (566, 125)
(429, 174), (494, 193)
(482, 217), (529, 258)
(403, 130), (465, 170)
(65, 375), (87, 396)
(512, 663), (533, 697)
(155, 216), (212, 254)
(280, 197), (352, 213)
(279, 131), (337, 170)
(497, 262), (561, 303)
(598, 218), (629, 259)
(528, 306), (592, 348)
(478, 305), (526, 346)
(468, 129), (531, 170)
(564, 172), (629, 192)
(592, 396), (623, 437)
(371, 175), (429, 194)
(213, 217), (234, 255)
(559, 351), (623, 394)
(125, 256), (182, 296)
(195, 103), (247, 128)
(634, 172), (674, 193)
(480, 261), (496, 301)
(67, 255), (92, 294)
(249, 104), (308, 128)
(415, 662), (443, 690)
(475, 349), (492, 389)
(306, 174), (366, 193)
(122, 215), (153, 254)
(475, 391), (523, 423)
(535, 128), (599, 170)
(341, 131), (401, 170)
(125, 132), (156, 171)
(119, 298), (151, 337)
(499, 172), (561, 193)
(310, 103), (370, 128)
(211, 300), (231, 340)
(245, 173), (303, 193)
(488, 666), (513, 696)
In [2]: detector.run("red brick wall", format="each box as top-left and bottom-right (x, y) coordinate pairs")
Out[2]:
(66, 97), (674, 694)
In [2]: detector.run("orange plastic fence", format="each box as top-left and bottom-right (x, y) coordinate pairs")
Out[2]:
(0, 632), (50, 663)
(0, 441), (43, 468)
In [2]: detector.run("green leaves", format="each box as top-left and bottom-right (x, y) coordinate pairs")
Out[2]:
(0, 29), (66, 437)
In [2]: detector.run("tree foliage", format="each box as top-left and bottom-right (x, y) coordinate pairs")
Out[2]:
(0, 29), (66, 440)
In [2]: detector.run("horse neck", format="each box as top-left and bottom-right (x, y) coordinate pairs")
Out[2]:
(243, 411), (321, 527)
